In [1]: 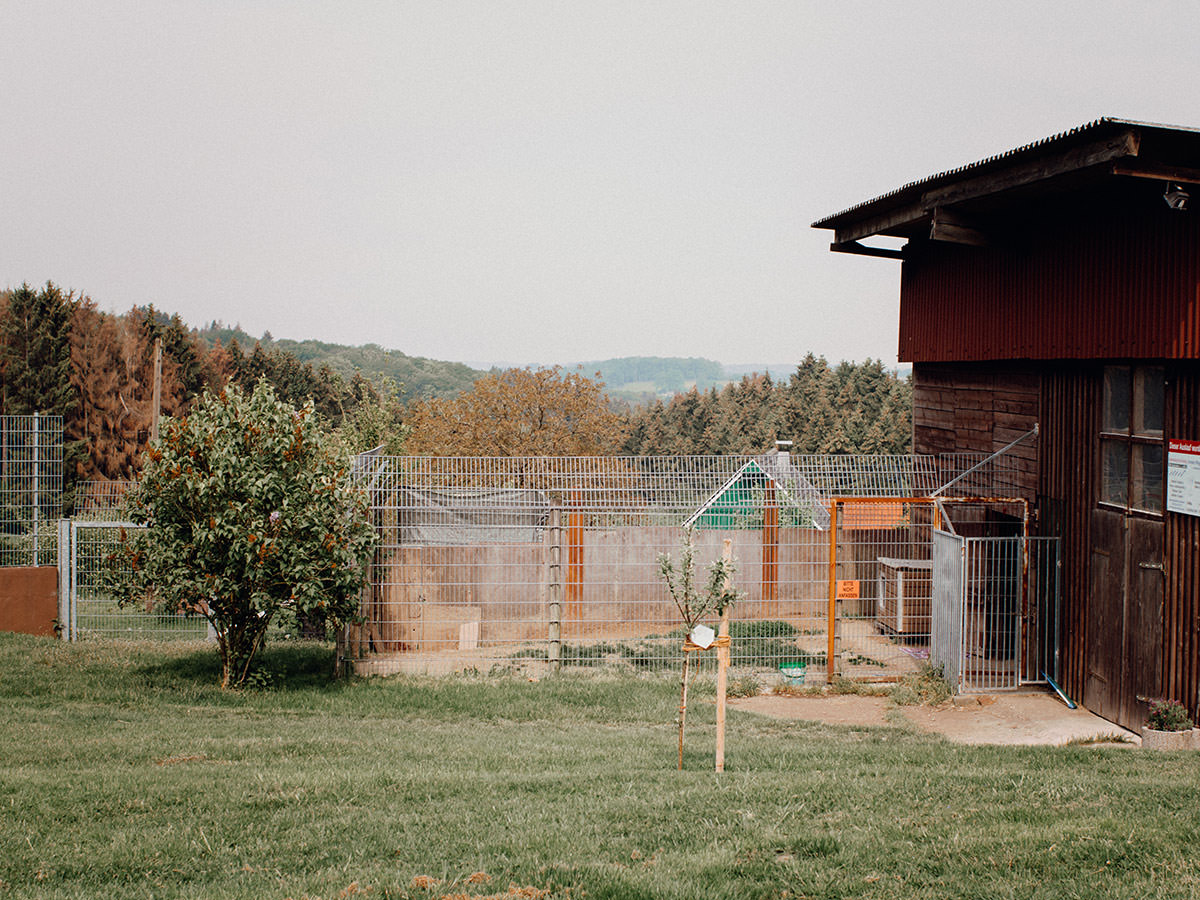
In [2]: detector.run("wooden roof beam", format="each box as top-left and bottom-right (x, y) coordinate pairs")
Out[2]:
(830, 240), (905, 260)
(1112, 161), (1200, 185)
(832, 129), (1142, 244)
(929, 207), (990, 247)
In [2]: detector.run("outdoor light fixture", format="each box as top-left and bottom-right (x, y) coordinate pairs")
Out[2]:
(1164, 182), (1190, 211)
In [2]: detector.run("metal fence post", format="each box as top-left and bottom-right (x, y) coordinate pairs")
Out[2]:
(548, 505), (562, 671)
(56, 518), (70, 640)
(32, 413), (39, 567)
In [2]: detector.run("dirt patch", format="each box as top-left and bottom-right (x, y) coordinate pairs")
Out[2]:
(731, 694), (892, 727)
(730, 691), (1138, 746)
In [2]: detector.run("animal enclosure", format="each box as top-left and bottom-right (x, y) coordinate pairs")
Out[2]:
(344, 452), (1049, 683)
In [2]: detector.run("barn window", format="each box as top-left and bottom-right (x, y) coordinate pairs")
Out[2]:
(1099, 365), (1164, 514)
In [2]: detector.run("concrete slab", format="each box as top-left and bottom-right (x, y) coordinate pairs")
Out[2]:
(730, 691), (1138, 746)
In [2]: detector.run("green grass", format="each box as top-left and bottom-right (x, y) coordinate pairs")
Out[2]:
(2, 634), (1199, 899)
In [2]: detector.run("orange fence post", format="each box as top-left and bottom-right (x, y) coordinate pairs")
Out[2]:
(826, 499), (839, 684)
(762, 481), (779, 618)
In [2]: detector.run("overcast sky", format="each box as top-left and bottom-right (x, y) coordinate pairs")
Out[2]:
(4, 2), (1199, 369)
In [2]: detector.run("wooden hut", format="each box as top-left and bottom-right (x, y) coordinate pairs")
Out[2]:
(814, 118), (1200, 729)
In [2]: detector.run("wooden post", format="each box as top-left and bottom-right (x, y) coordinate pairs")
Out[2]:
(716, 538), (732, 773)
(762, 481), (779, 618)
(548, 505), (562, 672)
(827, 500), (840, 684)
(150, 337), (163, 444)
(566, 490), (584, 633)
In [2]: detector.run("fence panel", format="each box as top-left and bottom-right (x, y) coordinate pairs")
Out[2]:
(60, 519), (209, 640)
(931, 529), (965, 689)
(0, 414), (63, 567)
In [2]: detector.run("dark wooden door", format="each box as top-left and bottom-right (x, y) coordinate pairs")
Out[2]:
(1086, 509), (1125, 723)
(1085, 508), (1164, 729)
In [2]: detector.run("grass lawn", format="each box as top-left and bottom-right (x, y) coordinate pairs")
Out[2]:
(2, 635), (1199, 899)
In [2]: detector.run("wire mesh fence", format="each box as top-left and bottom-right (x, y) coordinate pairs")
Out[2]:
(74, 480), (137, 522)
(0, 414), (63, 567)
(345, 452), (1038, 681)
(57, 519), (209, 641)
(930, 532), (1060, 693)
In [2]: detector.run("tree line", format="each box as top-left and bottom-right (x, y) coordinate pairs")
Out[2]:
(0, 283), (403, 500)
(0, 282), (911, 496)
(619, 354), (912, 456)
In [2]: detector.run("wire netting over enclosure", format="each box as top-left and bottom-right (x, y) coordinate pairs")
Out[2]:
(0, 415), (63, 567)
(346, 452), (1050, 685)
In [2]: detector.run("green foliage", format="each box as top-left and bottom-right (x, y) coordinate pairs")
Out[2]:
(623, 353), (913, 455)
(194, 323), (482, 401)
(106, 381), (377, 688)
(656, 529), (743, 629)
(1146, 699), (1194, 732)
(725, 672), (762, 698)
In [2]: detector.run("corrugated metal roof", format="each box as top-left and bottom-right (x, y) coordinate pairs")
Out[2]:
(812, 117), (1200, 230)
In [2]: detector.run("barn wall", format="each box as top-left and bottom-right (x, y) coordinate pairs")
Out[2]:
(912, 362), (1040, 500)
(899, 182), (1200, 363)
(1165, 363), (1200, 718)
(918, 360), (1200, 727)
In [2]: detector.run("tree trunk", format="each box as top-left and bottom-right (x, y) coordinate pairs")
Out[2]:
(678, 652), (690, 770)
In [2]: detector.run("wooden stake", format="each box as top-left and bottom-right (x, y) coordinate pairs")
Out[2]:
(150, 337), (163, 444)
(677, 651), (689, 770)
(715, 538), (732, 773)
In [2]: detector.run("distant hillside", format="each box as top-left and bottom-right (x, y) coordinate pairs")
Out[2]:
(582, 356), (729, 399)
(194, 324), (482, 400)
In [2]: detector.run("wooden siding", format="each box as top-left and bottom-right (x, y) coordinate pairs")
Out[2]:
(912, 363), (1040, 500)
(1165, 364), (1200, 717)
(915, 360), (1200, 728)
(898, 183), (1200, 363)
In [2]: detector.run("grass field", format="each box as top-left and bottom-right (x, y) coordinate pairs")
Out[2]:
(2, 634), (1199, 899)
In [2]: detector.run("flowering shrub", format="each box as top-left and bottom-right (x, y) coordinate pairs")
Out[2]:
(1146, 699), (1194, 732)
(107, 381), (376, 687)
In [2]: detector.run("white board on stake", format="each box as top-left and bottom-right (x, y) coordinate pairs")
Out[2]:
(1167, 439), (1200, 516)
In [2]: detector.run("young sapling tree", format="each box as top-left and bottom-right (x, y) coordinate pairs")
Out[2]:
(658, 529), (742, 769)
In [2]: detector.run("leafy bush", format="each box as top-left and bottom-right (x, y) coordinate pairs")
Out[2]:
(1146, 699), (1194, 732)
(106, 381), (377, 688)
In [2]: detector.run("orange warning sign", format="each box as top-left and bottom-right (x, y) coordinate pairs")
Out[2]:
(836, 580), (860, 600)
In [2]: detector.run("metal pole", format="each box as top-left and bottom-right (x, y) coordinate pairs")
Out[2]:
(32, 413), (39, 567)
(548, 505), (562, 672)
(151, 338), (163, 445)
(826, 500), (840, 684)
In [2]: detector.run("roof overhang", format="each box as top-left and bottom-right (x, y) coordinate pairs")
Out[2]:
(812, 118), (1200, 259)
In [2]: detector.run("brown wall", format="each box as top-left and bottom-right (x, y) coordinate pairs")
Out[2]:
(0, 567), (58, 637)
(917, 358), (1200, 728)
(912, 362), (1040, 500)
(899, 182), (1200, 363)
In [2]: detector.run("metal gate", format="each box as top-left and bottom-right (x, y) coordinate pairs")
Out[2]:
(57, 519), (210, 640)
(930, 530), (1061, 692)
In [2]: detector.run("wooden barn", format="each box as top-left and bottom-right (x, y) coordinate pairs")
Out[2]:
(814, 118), (1200, 729)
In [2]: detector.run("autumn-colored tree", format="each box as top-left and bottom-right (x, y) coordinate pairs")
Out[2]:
(406, 366), (625, 456)
(69, 300), (140, 479)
